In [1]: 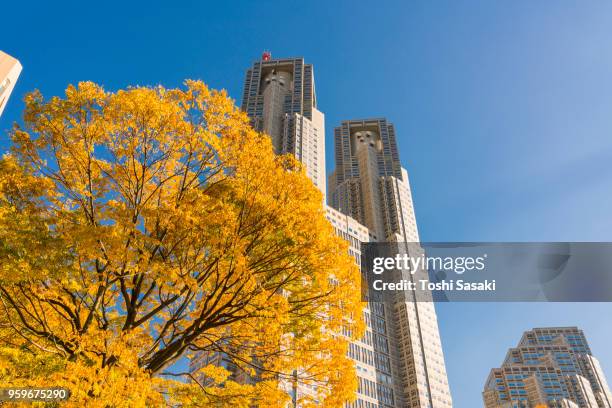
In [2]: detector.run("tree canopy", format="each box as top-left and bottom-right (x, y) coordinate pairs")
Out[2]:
(0, 81), (364, 407)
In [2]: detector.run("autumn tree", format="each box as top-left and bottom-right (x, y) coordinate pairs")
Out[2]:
(0, 81), (363, 407)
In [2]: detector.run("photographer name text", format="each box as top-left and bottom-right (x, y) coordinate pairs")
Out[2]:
(372, 279), (496, 292)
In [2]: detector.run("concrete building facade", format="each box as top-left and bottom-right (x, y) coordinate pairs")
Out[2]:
(328, 117), (451, 408)
(483, 327), (612, 408)
(0, 50), (22, 117)
(328, 118), (419, 243)
(241, 56), (326, 200)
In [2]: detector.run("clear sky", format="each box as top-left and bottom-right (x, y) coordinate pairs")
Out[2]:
(2, 1), (612, 406)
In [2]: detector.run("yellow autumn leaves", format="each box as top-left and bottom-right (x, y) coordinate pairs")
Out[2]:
(0, 81), (364, 407)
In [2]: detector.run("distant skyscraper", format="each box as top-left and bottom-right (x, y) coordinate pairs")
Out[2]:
(483, 327), (612, 408)
(0, 50), (22, 117)
(191, 53), (453, 408)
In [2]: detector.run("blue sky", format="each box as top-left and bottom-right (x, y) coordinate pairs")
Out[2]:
(2, 1), (612, 406)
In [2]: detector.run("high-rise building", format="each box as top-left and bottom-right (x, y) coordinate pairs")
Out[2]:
(483, 327), (612, 408)
(191, 53), (453, 408)
(328, 118), (419, 243)
(241, 54), (326, 200)
(0, 50), (22, 117)
(328, 118), (452, 408)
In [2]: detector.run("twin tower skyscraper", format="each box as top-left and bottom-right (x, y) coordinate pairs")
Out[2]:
(241, 55), (420, 243)
(241, 54), (453, 407)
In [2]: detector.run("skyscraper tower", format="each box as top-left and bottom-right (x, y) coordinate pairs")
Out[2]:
(328, 118), (452, 408)
(191, 53), (453, 408)
(328, 118), (419, 242)
(483, 327), (612, 408)
(241, 54), (326, 199)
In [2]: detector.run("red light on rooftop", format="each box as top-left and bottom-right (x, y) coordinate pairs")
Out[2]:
(262, 51), (271, 61)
